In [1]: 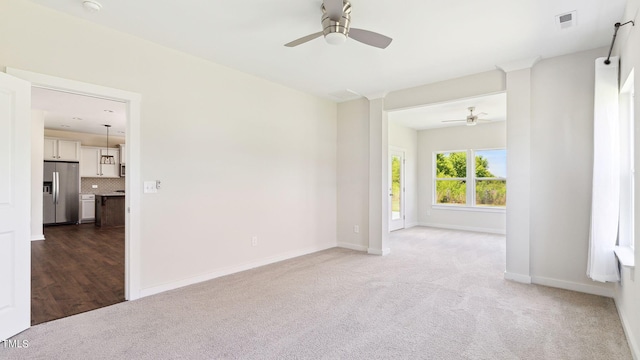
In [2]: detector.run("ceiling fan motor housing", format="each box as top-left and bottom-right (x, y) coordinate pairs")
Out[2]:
(321, 1), (351, 39)
(466, 115), (478, 126)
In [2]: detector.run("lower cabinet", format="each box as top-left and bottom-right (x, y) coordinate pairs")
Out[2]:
(80, 194), (95, 223)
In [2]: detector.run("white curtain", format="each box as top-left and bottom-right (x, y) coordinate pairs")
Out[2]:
(588, 56), (620, 283)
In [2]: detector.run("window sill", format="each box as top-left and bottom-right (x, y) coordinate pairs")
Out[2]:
(615, 246), (635, 268)
(431, 205), (506, 214)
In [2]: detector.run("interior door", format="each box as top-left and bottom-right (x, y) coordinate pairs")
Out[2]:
(0, 72), (32, 340)
(389, 149), (405, 231)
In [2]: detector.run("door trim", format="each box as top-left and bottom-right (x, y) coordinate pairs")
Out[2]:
(7, 68), (143, 301)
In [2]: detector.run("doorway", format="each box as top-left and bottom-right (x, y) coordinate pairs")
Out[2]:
(389, 148), (405, 231)
(33, 87), (129, 324)
(3, 68), (142, 335)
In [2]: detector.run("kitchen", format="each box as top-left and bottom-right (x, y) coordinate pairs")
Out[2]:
(33, 87), (128, 324)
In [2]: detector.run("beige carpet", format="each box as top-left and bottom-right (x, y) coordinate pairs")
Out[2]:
(2, 227), (631, 359)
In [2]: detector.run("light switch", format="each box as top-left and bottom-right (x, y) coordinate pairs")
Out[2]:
(144, 181), (158, 193)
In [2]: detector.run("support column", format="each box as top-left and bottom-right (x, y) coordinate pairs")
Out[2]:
(498, 57), (539, 283)
(368, 97), (390, 255)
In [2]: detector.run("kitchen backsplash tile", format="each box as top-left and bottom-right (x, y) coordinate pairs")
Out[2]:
(81, 177), (125, 194)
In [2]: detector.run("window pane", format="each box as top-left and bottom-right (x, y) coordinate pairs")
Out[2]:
(475, 149), (506, 178)
(436, 152), (467, 178)
(391, 155), (401, 220)
(476, 180), (506, 206)
(436, 180), (466, 204)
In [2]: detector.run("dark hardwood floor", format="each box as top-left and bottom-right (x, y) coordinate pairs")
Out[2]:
(31, 223), (125, 325)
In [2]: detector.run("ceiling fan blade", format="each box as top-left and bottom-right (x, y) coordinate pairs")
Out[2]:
(476, 112), (488, 116)
(324, 0), (344, 21)
(441, 119), (466, 123)
(284, 32), (323, 47)
(349, 28), (392, 49)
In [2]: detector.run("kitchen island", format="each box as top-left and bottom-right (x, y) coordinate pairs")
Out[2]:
(95, 193), (125, 228)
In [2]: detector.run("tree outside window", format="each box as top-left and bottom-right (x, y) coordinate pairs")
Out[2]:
(434, 149), (506, 207)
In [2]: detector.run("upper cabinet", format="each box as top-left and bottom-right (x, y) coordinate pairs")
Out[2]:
(119, 144), (126, 164)
(80, 146), (120, 178)
(44, 137), (81, 161)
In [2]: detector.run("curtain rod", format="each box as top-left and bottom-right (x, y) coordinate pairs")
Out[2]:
(604, 20), (635, 65)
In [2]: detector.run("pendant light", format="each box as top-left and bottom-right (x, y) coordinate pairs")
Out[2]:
(100, 124), (115, 164)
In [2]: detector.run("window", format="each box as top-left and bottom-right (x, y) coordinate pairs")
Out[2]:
(474, 150), (507, 207)
(435, 151), (467, 205)
(619, 69), (635, 251)
(434, 149), (506, 208)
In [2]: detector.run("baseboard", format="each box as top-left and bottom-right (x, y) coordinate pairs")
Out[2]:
(419, 222), (506, 235)
(367, 247), (391, 256)
(337, 242), (368, 252)
(531, 276), (614, 298)
(31, 234), (45, 241)
(139, 243), (335, 298)
(615, 298), (640, 360)
(504, 271), (532, 284)
(405, 222), (419, 229)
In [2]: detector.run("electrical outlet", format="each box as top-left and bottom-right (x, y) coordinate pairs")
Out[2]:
(251, 236), (258, 247)
(354, 225), (359, 233)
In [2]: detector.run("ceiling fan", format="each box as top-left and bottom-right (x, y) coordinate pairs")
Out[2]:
(441, 107), (491, 126)
(284, 0), (392, 49)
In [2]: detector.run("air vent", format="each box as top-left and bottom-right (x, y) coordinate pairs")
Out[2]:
(556, 11), (577, 30)
(328, 89), (362, 102)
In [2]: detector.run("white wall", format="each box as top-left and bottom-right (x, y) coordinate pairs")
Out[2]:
(614, 0), (640, 356)
(30, 110), (44, 241)
(336, 98), (369, 251)
(388, 121), (418, 228)
(417, 122), (507, 234)
(529, 47), (614, 296)
(0, 0), (337, 292)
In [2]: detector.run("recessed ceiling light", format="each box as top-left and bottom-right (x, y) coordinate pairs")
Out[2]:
(117, 131), (125, 134)
(103, 109), (114, 113)
(61, 125), (71, 128)
(83, 0), (102, 12)
(72, 117), (82, 120)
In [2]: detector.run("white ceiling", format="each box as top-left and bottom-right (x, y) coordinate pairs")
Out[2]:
(32, 87), (126, 135)
(28, 0), (626, 101)
(389, 93), (507, 130)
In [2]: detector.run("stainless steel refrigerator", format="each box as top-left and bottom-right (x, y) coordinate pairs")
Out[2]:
(43, 161), (80, 225)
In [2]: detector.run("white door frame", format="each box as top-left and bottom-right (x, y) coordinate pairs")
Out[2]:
(7, 68), (143, 301)
(389, 146), (406, 231)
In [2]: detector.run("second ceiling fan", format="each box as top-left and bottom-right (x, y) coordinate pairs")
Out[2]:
(441, 107), (491, 127)
(285, 0), (393, 49)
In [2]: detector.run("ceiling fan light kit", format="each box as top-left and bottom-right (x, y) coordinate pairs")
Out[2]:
(82, 0), (102, 12)
(321, 1), (350, 45)
(285, 0), (392, 49)
(325, 32), (347, 45)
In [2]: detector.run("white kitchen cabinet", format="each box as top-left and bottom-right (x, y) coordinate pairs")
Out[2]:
(119, 144), (126, 164)
(44, 137), (81, 161)
(80, 194), (95, 223)
(80, 146), (120, 178)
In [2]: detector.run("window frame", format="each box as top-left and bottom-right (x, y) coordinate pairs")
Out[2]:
(433, 150), (469, 206)
(618, 69), (635, 255)
(432, 148), (507, 211)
